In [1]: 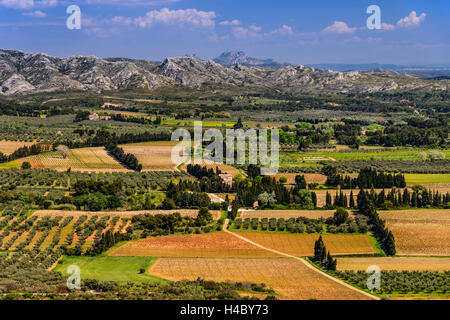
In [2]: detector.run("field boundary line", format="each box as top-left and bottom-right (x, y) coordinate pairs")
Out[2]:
(223, 219), (380, 300)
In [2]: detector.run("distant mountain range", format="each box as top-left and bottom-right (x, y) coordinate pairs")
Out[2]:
(213, 51), (290, 69)
(212, 51), (450, 78)
(305, 63), (450, 79)
(0, 49), (447, 96)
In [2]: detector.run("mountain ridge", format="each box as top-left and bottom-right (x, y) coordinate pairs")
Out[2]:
(213, 51), (290, 69)
(0, 49), (446, 96)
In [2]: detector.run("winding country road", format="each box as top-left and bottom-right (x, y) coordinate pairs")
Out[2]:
(223, 219), (379, 300)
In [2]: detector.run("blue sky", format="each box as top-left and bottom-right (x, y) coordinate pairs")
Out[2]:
(0, 0), (448, 64)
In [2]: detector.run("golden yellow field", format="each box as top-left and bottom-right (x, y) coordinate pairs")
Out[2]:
(411, 183), (450, 192)
(149, 258), (371, 300)
(17, 147), (128, 172)
(337, 257), (450, 272)
(379, 209), (450, 256)
(110, 233), (279, 258)
(236, 232), (376, 256)
(239, 210), (336, 220)
(120, 141), (179, 171)
(0, 140), (35, 155)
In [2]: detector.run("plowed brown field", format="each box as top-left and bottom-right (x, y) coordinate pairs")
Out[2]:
(337, 257), (450, 272)
(379, 209), (450, 256)
(235, 232), (376, 256)
(149, 258), (371, 300)
(110, 232), (280, 258)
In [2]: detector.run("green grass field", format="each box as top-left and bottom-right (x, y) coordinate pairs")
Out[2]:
(279, 149), (450, 168)
(0, 161), (19, 169)
(293, 149), (450, 162)
(54, 256), (167, 284)
(404, 174), (450, 184)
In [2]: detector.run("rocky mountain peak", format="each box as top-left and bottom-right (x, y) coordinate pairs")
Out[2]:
(0, 49), (445, 96)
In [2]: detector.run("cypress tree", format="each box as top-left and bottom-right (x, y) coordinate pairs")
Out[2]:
(326, 192), (332, 208)
(349, 191), (355, 208)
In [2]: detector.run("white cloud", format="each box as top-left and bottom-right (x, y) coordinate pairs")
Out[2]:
(111, 16), (133, 25)
(85, 0), (180, 5)
(322, 21), (357, 34)
(343, 36), (382, 43)
(23, 10), (46, 17)
(37, 0), (56, 6)
(2, 0), (180, 9)
(1, 0), (57, 9)
(381, 22), (395, 31)
(249, 24), (261, 32)
(230, 24), (295, 40)
(269, 25), (294, 36)
(219, 19), (240, 26)
(397, 11), (426, 28)
(1, 0), (34, 9)
(134, 8), (216, 29)
(231, 26), (262, 40)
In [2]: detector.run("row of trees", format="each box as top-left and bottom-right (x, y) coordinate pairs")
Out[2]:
(111, 114), (162, 125)
(324, 188), (450, 210)
(105, 144), (142, 172)
(324, 167), (406, 189)
(131, 210), (215, 235)
(73, 179), (124, 196)
(73, 192), (122, 211)
(55, 129), (171, 150)
(357, 190), (396, 256)
(186, 164), (222, 179)
(0, 143), (50, 164)
(85, 230), (131, 256)
(366, 125), (447, 148)
(313, 236), (337, 271)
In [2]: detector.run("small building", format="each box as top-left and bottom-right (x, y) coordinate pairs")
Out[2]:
(219, 174), (233, 186)
(89, 113), (100, 121)
(208, 193), (225, 204)
(89, 113), (111, 121)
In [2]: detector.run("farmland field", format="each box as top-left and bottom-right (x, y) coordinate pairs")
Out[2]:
(379, 209), (450, 256)
(0, 213), (127, 254)
(336, 257), (450, 272)
(149, 258), (372, 300)
(54, 256), (166, 284)
(16, 148), (128, 172)
(235, 232), (376, 256)
(404, 174), (450, 184)
(0, 140), (35, 155)
(239, 210), (336, 220)
(110, 232), (280, 258)
(120, 141), (179, 171)
(289, 149), (450, 162)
